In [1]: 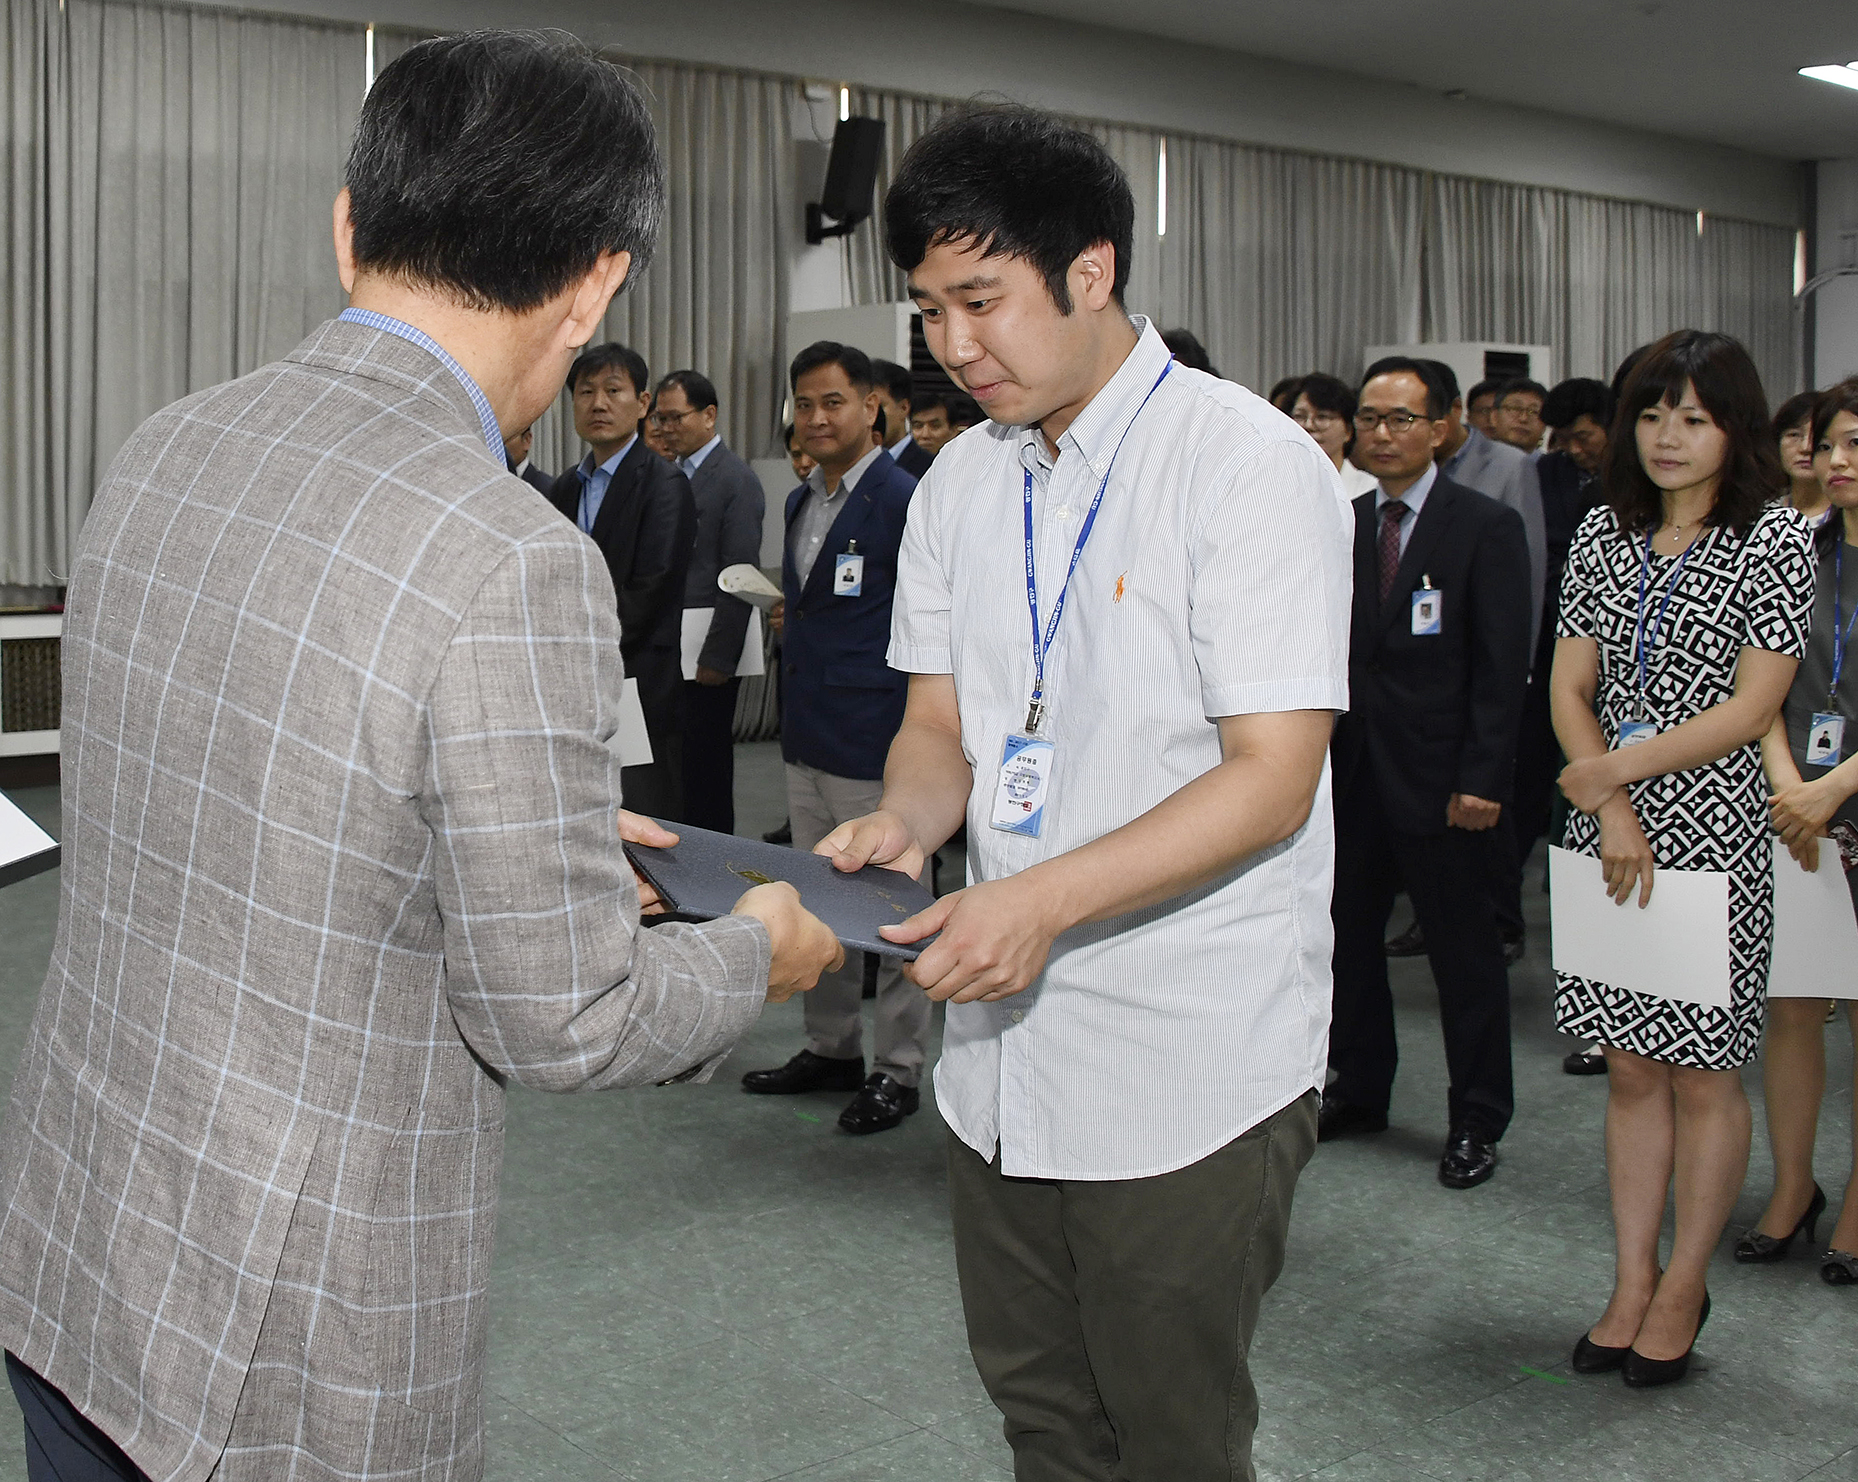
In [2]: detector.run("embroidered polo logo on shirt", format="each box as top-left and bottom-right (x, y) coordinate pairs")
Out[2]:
(1114, 572), (1128, 603)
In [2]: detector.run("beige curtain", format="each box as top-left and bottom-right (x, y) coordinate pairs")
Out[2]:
(2, 0), (363, 588)
(526, 56), (801, 479)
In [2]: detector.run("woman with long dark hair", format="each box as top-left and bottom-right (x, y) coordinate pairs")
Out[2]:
(1745, 378), (1858, 1284)
(1551, 331), (1814, 1386)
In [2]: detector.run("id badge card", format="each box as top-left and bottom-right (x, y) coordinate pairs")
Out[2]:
(1808, 712), (1846, 766)
(1410, 588), (1442, 635)
(1617, 720), (1657, 749)
(990, 733), (1054, 837)
(833, 552), (864, 597)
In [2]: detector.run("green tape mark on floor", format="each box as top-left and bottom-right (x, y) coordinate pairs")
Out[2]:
(1519, 1366), (1568, 1384)
(793, 1110), (822, 1124)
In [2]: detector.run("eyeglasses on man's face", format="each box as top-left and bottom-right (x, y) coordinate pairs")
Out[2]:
(647, 408), (697, 428)
(1354, 409), (1432, 433)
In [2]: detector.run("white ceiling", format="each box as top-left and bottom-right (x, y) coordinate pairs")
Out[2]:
(965, 0), (1858, 161)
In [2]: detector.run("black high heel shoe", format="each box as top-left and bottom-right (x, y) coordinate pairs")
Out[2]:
(1571, 1332), (1630, 1374)
(1734, 1185), (1827, 1262)
(1622, 1290), (1710, 1388)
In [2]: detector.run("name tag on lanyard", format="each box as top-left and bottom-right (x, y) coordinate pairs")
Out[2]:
(990, 361), (1175, 839)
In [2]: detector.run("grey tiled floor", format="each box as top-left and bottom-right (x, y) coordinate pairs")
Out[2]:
(1, 744), (1854, 1481)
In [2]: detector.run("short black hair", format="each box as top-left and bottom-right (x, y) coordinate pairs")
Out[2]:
(871, 359), (913, 408)
(1543, 377), (1613, 431)
(1465, 378), (1503, 408)
(1420, 359), (1461, 404)
(911, 389), (949, 417)
(1362, 357), (1451, 420)
(1161, 329), (1218, 377)
(1772, 389), (1821, 439)
(790, 341), (876, 393)
(1267, 377), (1303, 413)
(569, 343), (649, 397)
(1294, 373), (1359, 455)
(884, 104), (1133, 314)
(1610, 345), (1652, 405)
(946, 393), (982, 429)
(656, 369), (717, 412)
(783, 421), (801, 448)
(1603, 330), (1783, 538)
(347, 33), (663, 314)
(1497, 378), (1549, 404)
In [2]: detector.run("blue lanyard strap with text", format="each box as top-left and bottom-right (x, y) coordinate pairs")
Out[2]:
(1831, 538), (1858, 702)
(1632, 529), (1699, 717)
(1020, 361), (1172, 734)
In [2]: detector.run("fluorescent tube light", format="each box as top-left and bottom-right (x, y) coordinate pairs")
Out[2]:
(1800, 63), (1858, 92)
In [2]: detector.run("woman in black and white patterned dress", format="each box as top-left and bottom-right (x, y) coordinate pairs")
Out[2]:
(1550, 331), (1814, 1387)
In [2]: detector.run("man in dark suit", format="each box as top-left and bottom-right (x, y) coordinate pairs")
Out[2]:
(739, 341), (926, 1135)
(546, 343), (695, 817)
(1323, 358), (1533, 1190)
(503, 423), (554, 496)
(651, 368), (767, 833)
(873, 358), (934, 479)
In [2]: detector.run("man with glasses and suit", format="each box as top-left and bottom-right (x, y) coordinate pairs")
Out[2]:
(650, 368), (767, 833)
(1322, 356), (1533, 1191)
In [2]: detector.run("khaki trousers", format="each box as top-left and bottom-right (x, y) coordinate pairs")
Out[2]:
(947, 1091), (1319, 1481)
(784, 762), (932, 1086)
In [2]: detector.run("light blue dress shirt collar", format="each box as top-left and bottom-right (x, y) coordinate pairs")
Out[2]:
(335, 307), (504, 462)
(1374, 461), (1437, 561)
(575, 435), (637, 534)
(679, 434), (723, 477)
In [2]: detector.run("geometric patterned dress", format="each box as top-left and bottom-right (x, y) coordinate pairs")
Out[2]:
(1554, 501), (1814, 1068)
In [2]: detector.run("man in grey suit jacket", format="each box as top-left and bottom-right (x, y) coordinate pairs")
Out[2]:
(0, 35), (839, 1482)
(652, 370), (767, 833)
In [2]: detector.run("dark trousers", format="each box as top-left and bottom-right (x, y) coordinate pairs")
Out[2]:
(1331, 784), (1515, 1141)
(947, 1092), (1318, 1482)
(677, 675), (740, 833)
(620, 650), (684, 819)
(1496, 658), (1561, 935)
(7, 1355), (149, 1482)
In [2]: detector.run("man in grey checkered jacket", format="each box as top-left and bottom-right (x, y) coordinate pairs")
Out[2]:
(0, 34), (841, 1482)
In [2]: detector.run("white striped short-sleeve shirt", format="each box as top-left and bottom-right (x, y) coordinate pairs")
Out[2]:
(888, 319), (1354, 1180)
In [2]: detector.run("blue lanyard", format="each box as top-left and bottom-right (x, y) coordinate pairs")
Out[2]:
(1831, 539), (1858, 702)
(1020, 362), (1172, 734)
(1632, 528), (1699, 717)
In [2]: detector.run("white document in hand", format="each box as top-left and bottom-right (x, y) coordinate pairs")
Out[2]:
(1768, 847), (1858, 999)
(679, 606), (765, 682)
(1548, 846), (1732, 1009)
(607, 678), (654, 768)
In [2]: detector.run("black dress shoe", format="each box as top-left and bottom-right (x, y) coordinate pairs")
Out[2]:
(1316, 1094), (1389, 1142)
(761, 819), (793, 845)
(741, 1049), (865, 1095)
(1734, 1184), (1826, 1262)
(1562, 1046), (1607, 1076)
(837, 1073), (919, 1134)
(1622, 1291), (1710, 1388)
(1384, 922), (1426, 957)
(1438, 1129), (1499, 1189)
(1501, 930), (1525, 966)
(1571, 1332), (1631, 1374)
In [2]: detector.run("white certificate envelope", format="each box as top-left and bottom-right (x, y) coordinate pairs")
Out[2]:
(608, 677), (654, 768)
(679, 606), (765, 683)
(1768, 847), (1858, 998)
(1548, 846), (1732, 1009)
(1, 792), (58, 888)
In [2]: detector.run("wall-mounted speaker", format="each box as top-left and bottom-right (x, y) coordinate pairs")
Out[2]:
(806, 117), (885, 245)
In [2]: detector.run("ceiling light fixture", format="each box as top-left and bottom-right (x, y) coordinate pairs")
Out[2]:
(1800, 62), (1858, 92)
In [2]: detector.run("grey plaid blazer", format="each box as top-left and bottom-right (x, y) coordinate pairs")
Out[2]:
(0, 320), (772, 1482)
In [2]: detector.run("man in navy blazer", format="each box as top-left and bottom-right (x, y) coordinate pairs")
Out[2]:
(740, 342), (927, 1135)
(1324, 360), (1532, 1193)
